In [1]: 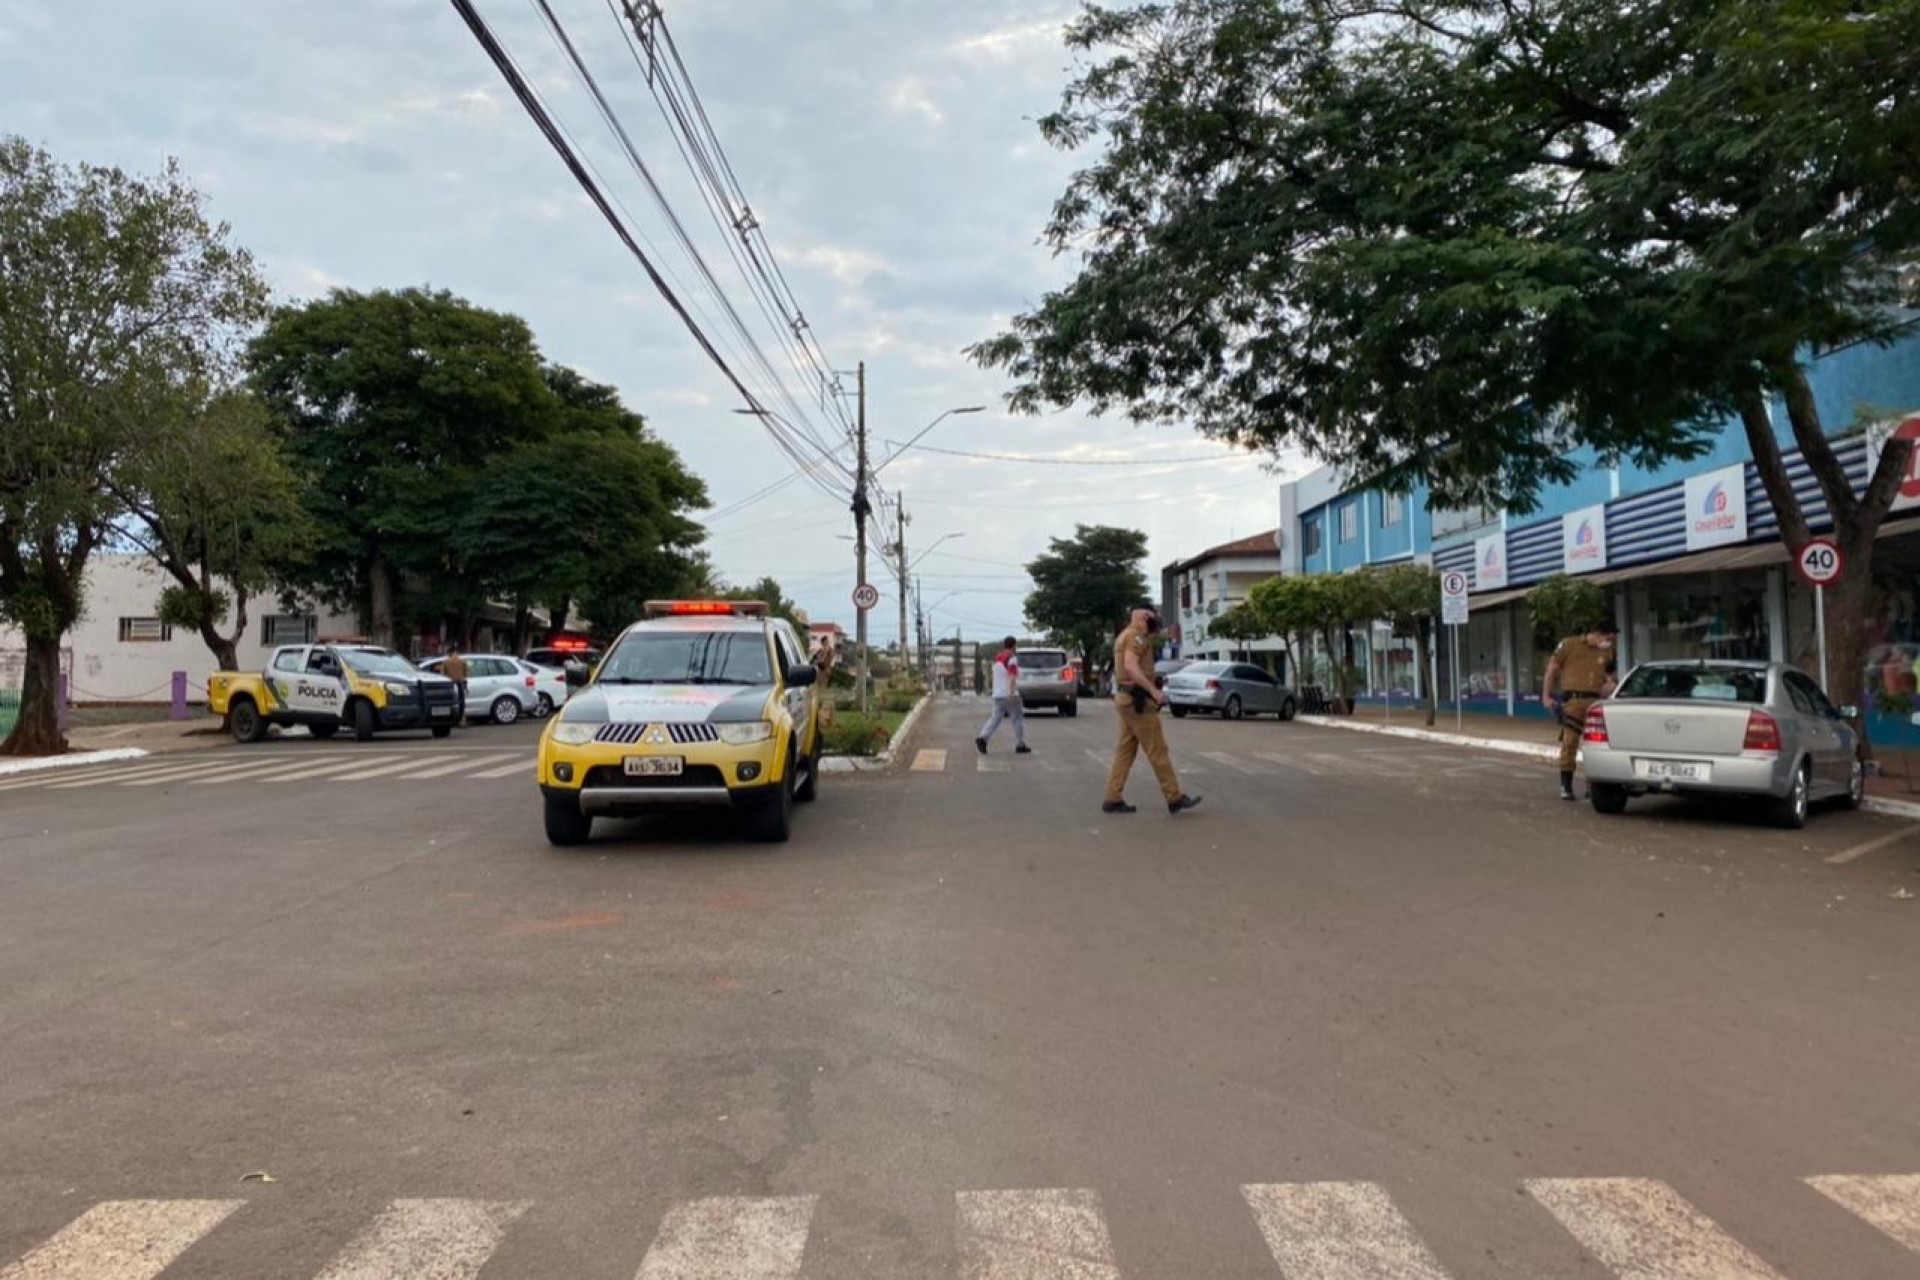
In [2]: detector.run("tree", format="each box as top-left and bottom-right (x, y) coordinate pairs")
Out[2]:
(1208, 601), (1269, 665)
(1368, 563), (1441, 726)
(717, 576), (808, 635)
(1248, 572), (1376, 707)
(1023, 524), (1150, 671)
(1528, 575), (1610, 651)
(246, 287), (555, 646)
(974, 0), (1920, 736)
(109, 389), (312, 671)
(1, 139), (267, 754)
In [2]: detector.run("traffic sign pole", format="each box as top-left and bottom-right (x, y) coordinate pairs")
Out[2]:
(1439, 570), (1471, 731)
(1794, 538), (1844, 694)
(1816, 583), (1828, 693)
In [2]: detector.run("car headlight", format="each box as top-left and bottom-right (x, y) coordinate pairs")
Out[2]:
(383, 681), (412, 698)
(718, 721), (775, 745)
(551, 722), (597, 746)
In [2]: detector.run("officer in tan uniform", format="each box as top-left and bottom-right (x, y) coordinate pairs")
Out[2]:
(1541, 618), (1619, 800)
(1104, 605), (1202, 815)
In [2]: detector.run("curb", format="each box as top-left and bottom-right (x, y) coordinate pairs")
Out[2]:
(0, 747), (148, 777)
(820, 692), (936, 774)
(1297, 714), (1920, 821)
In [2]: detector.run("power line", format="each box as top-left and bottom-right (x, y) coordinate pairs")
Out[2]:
(886, 441), (1254, 466)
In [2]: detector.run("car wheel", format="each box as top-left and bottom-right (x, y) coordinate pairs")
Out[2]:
(1170, 706), (1188, 719)
(747, 756), (795, 843)
(535, 693), (555, 718)
(543, 796), (592, 847)
(309, 722), (339, 740)
(491, 694), (520, 725)
(1279, 697), (1297, 721)
(1840, 757), (1865, 811)
(1061, 700), (1077, 718)
(1590, 782), (1629, 815)
(1770, 761), (1811, 829)
(1223, 695), (1244, 721)
(431, 725), (453, 739)
(229, 698), (268, 744)
(351, 698), (376, 742)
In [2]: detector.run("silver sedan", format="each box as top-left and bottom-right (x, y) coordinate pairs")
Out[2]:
(1580, 660), (1863, 828)
(1164, 661), (1298, 720)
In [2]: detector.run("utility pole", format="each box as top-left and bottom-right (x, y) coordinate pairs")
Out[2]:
(895, 499), (911, 679)
(853, 362), (871, 715)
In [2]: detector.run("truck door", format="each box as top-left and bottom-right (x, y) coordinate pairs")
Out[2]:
(292, 647), (350, 720)
(264, 646), (309, 711)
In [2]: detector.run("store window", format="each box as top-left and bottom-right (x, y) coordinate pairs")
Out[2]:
(1461, 606), (1509, 702)
(1304, 519), (1323, 557)
(1381, 492), (1405, 528)
(1338, 503), (1358, 543)
(1630, 573), (1770, 664)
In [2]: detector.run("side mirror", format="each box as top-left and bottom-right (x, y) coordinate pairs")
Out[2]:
(786, 664), (819, 688)
(563, 661), (590, 688)
(1838, 704), (1859, 720)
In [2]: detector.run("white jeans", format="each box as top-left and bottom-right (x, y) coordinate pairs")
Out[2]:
(980, 696), (1026, 747)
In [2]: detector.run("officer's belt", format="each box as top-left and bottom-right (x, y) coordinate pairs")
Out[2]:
(1560, 689), (1602, 699)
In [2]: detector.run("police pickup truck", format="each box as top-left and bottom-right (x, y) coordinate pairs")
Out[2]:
(207, 644), (462, 744)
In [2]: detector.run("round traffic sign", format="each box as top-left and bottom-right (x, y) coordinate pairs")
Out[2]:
(1795, 537), (1844, 587)
(851, 582), (880, 611)
(1440, 570), (1469, 598)
(1894, 415), (1920, 502)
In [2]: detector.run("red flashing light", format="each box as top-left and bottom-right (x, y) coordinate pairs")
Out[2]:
(643, 599), (768, 618)
(1582, 705), (1609, 744)
(550, 636), (590, 652)
(1743, 710), (1783, 754)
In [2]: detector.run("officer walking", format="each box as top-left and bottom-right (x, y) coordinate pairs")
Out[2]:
(1541, 618), (1620, 800)
(441, 643), (471, 723)
(1103, 604), (1202, 816)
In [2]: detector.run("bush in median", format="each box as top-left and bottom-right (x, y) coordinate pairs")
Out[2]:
(823, 712), (892, 757)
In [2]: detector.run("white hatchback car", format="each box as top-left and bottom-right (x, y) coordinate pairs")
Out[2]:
(421, 654), (549, 725)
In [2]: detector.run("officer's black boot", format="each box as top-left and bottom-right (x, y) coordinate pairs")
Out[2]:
(1559, 771), (1576, 801)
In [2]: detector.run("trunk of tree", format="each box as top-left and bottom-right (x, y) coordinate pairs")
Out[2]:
(513, 608), (535, 655)
(1, 633), (67, 756)
(549, 598), (571, 640)
(368, 553), (396, 647)
(1416, 620), (1436, 726)
(197, 587), (245, 673)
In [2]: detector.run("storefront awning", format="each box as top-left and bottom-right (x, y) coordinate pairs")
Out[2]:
(1468, 587), (1530, 612)
(1583, 515), (1920, 587)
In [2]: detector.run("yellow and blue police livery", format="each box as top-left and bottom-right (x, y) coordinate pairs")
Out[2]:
(536, 601), (824, 846)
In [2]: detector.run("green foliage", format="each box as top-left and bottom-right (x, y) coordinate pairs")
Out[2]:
(717, 575), (807, 634)
(1367, 564), (1440, 637)
(1023, 524), (1150, 666)
(971, 0), (1920, 514)
(822, 711), (892, 757)
(1208, 602), (1267, 644)
(877, 675), (925, 715)
(1528, 575), (1611, 647)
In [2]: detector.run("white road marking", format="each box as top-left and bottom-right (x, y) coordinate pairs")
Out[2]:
(1526, 1178), (1788, 1280)
(1824, 824), (1920, 865)
(329, 757), (461, 782)
(184, 757), (349, 786)
(0, 1199), (243, 1280)
(114, 760), (253, 788)
(1256, 752), (1321, 777)
(1807, 1174), (1920, 1253)
(912, 749), (948, 772)
(956, 1188), (1121, 1280)
(311, 1198), (528, 1280)
(0, 764), (130, 791)
(1084, 749), (1112, 769)
(39, 759), (222, 790)
(1200, 751), (1265, 775)
(469, 758), (536, 779)
(1242, 1182), (1453, 1280)
(1306, 753), (1359, 773)
(259, 757), (401, 783)
(386, 753), (522, 780)
(977, 758), (1011, 773)
(634, 1196), (816, 1280)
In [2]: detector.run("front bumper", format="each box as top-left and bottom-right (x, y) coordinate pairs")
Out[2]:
(539, 735), (786, 811)
(1583, 747), (1794, 797)
(378, 699), (458, 729)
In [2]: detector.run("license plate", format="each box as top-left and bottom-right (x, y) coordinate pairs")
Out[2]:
(432, 706), (451, 717)
(1637, 759), (1710, 782)
(624, 756), (683, 777)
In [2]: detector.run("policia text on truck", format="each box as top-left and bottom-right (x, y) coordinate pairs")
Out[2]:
(207, 644), (462, 743)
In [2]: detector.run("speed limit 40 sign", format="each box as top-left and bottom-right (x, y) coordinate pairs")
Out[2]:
(1795, 538), (1844, 588)
(851, 582), (881, 611)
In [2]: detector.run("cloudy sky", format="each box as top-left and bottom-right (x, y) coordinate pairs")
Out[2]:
(1, 0), (1296, 639)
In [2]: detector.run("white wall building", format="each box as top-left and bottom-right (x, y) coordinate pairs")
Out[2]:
(1166, 530), (1287, 666)
(0, 555), (356, 703)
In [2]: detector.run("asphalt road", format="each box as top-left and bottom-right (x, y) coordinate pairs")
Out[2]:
(4, 699), (1920, 1279)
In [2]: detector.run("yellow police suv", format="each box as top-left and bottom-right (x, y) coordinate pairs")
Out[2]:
(536, 601), (824, 846)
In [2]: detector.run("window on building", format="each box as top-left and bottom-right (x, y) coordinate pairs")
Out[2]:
(118, 617), (170, 643)
(1381, 492), (1405, 528)
(262, 614), (317, 646)
(1304, 519), (1323, 557)
(1338, 503), (1358, 543)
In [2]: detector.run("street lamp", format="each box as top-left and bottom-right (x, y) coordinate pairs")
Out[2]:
(874, 405), (985, 474)
(908, 532), (965, 573)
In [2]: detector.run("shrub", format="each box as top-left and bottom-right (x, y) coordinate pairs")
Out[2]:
(823, 712), (892, 757)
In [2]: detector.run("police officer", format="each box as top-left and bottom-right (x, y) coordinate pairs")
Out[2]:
(1103, 604), (1202, 815)
(441, 644), (471, 723)
(1542, 618), (1619, 800)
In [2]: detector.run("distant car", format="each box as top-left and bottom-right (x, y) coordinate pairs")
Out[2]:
(1580, 660), (1863, 828)
(1154, 658), (1193, 689)
(525, 646), (602, 671)
(421, 654), (541, 725)
(1164, 661), (1297, 720)
(1015, 647), (1079, 716)
(518, 659), (570, 717)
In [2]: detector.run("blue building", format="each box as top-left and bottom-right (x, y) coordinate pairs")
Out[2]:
(1276, 333), (1920, 742)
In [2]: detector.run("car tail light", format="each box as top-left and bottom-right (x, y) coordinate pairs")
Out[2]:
(1062, 666), (1076, 683)
(1206, 678), (1220, 690)
(525, 675), (536, 688)
(1582, 705), (1609, 744)
(1743, 709), (1782, 754)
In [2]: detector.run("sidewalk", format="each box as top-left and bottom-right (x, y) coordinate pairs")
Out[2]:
(69, 715), (227, 756)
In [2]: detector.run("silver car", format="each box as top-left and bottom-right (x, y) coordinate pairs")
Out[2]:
(1581, 660), (1863, 828)
(1165, 661), (1298, 720)
(1015, 647), (1080, 716)
(421, 654), (542, 725)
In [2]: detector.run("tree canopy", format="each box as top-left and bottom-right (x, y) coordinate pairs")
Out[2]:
(1024, 524), (1150, 666)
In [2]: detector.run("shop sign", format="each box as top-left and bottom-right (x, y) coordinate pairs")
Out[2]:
(1866, 414), (1920, 512)
(1684, 463), (1748, 550)
(1474, 533), (1508, 590)
(1561, 504), (1608, 574)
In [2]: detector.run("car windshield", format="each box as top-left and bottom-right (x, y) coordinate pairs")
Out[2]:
(1019, 650), (1068, 670)
(597, 629), (773, 686)
(338, 650), (420, 678)
(1616, 665), (1767, 704)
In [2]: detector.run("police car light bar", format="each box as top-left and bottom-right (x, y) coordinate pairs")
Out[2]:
(644, 600), (769, 617)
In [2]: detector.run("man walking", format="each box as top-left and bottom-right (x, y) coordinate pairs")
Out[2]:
(441, 643), (471, 724)
(976, 635), (1030, 755)
(1104, 605), (1201, 815)
(1542, 618), (1619, 800)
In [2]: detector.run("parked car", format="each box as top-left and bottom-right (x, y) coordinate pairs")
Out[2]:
(1154, 658), (1193, 689)
(1164, 661), (1297, 720)
(518, 659), (570, 717)
(421, 653), (542, 725)
(1015, 646), (1079, 716)
(1580, 660), (1863, 828)
(525, 645), (601, 671)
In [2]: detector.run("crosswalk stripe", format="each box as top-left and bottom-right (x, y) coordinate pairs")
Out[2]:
(386, 753), (522, 780)
(185, 757), (342, 786)
(1255, 752), (1320, 776)
(1242, 1182), (1452, 1280)
(41, 759), (218, 790)
(259, 757), (393, 783)
(329, 756), (461, 782)
(634, 1196), (816, 1280)
(912, 749), (948, 772)
(1084, 749), (1110, 770)
(956, 1188), (1121, 1280)
(0, 1199), (243, 1280)
(977, 757), (1011, 773)
(0, 764), (129, 791)
(1200, 751), (1265, 776)
(118, 759), (261, 787)
(1526, 1178), (1787, 1280)
(1806, 1174), (1920, 1253)
(311, 1198), (528, 1280)
(470, 758), (535, 779)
